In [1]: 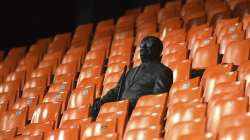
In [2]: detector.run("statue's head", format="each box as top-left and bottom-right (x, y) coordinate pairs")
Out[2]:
(140, 36), (163, 63)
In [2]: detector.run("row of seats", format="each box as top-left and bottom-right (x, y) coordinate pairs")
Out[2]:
(1, 0), (250, 139)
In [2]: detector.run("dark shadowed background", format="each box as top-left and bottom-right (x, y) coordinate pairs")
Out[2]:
(1, 0), (165, 51)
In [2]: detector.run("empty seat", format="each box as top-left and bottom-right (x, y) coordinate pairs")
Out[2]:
(67, 86), (95, 109)
(23, 77), (47, 92)
(219, 125), (250, 140)
(192, 44), (219, 69)
(30, 67), (52, 86)
(14, 135), (43, 140)
(82, 119), (117, 139)
(168, 87), (202, 107)
(161, 50), (188, 67)
(213, 81), (245, 96)
(77, 76), (103, 98)
(0, 109), (27, 134)
(135, 93), (167, 108)
(131, 105), (165, 119)
(45, 127), (79, 140)
(22, 122), (53, 138)
(219, 113), (250, 134)
(84, 133), (118, 140)
(60, 106), (90, 127)
(203, 71), (237, 102)
(22, 88), (45, 103)
(5, 71), (26, 90)
(31, 103), (61, 128)
(200, 64), (232, 88)
(98, 100), (129, 139)
(60, 118), (91, 131)
(168, 59), (191, 82)
(179, 132), (215, 140)
(124, 126), (162, 140)
(54, 63), (77, 79)
(169, 77), (200, 95)
(125, 114), (162, 132)
(207, 96), (248, 134)
(78, 66), (102, 84)
(166, 102), (206, 134)
(222, 39), (250, 66)
(165, 118), (206, 140)
(11, 97), (39, 120)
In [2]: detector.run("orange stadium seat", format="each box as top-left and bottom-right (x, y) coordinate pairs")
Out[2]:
(14, 135), (43, 140)
(11, 97), (39, 120)
(168, 59), (191, 82)
(84, 133), (118, 140)
(60, 105), (90, 127)
(31, 102), (61, 128)
(22, 87), (45, 103)
(82, 119), (117, 139)
(165, 118), (206, 140)
(169, 77), (200, 95)
(222, 39), (250, 66)
(168, 87), (202, 107)
(45, 127), (80, 140)
(219, 125), (250, 140)
(5, 71), (26, 90)
(203, 71), (237, 102)
(207, 96), (248, 134)
(0, 109), (27, 135)
(67, 86), (95, 109)
(22, 122), (53, 138)
(124, 126), (162, 140)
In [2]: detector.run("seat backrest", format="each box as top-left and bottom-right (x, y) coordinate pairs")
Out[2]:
(166, 102), (206, 132)
(23, 77), (47, 90)
(84, 133), (118, 140)
(78, 66), (102, 84)
(0, 109), (27, 132)
(60, 105), (90, 127)
(31, 103), (61, 127)
(213, 81), (245, 96)
(165, 118), (206, 140)
(82, 119), (117, 138)
(60, 118), (91, 132)
(169, 77), (200, 95)
(219, 113), (250, 134)
(131, 105), (165, 119)
(45, 127), (79, 140)
(99, 100), (129, 114)
(22, 122), (53, 137)
(124, 126), (162, 140)
(126, 114), (161, 132)
(97, 112), (127, 140)
(207, 96), (248, 134)
(179, 132), (215, 140)
(222, 39), (250, 66)
(103, 72), (123, 85)
(135, 93), (168, 108)
(14, 135), (43, 140)
(192, 44), (219, 69)
(168, 87), (202, 107)
(54, 63), (77, 77)
(204, 71), (237, 102)
(219, 125), (250, 140)
(168, 59), (191, 82)
(201, 64), (232, 87)
(67, 86), (95, 109)
(11, 97), (39, 120)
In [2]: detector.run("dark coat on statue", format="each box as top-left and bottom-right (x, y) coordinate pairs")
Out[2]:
(91, 36), (173, 119)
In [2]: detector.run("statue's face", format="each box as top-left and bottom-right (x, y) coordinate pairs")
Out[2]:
(139, 36), (163, 63)
(140, 41), (153, 63)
